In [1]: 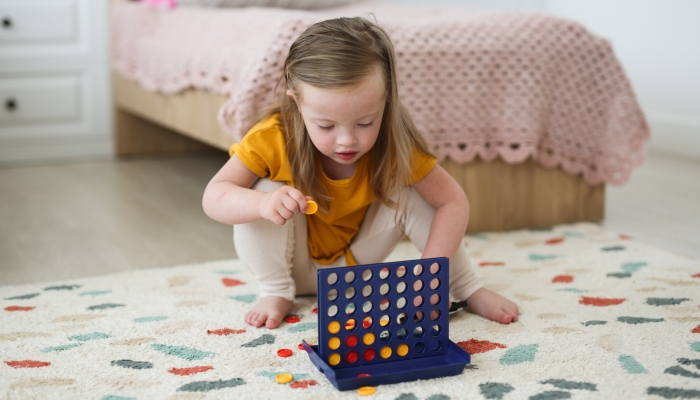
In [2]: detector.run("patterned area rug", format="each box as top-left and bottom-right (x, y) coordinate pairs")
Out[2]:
(1, 223), (699, 400)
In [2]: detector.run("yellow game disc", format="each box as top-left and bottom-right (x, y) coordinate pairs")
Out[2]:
(358, 386), (376, 396)
(305, 200), (318, 214)
(328, 337), (340, 350)
(329, 353), (341, 366)
(328, 321), (340, 334)
(276, 373), (293, 384)
(397, 344), (409, 356)
(363, 333), (375, 346)
(380, 346), (392, 359)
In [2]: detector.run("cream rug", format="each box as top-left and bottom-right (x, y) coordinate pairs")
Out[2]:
(1, 223), (699, 400)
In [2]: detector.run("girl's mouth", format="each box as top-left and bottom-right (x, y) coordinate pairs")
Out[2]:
(336, 151), (358, 161)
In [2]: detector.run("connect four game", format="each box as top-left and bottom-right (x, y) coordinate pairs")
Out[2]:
(301, 257), (471, 391)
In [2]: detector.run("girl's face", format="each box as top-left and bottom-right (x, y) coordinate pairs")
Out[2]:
(290, 68), (386, 172)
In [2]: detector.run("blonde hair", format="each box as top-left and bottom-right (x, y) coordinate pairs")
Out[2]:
(260, 16), (432, 210)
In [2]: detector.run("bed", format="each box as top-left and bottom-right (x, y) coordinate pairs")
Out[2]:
(110, 0), (649, 233)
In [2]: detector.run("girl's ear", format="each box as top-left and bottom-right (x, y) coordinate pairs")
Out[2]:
(286, 89), (296, 102)
(286, 89), (301, 112)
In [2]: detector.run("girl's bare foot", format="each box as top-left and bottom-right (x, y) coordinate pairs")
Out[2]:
(465, 288), (519, 324)
(244, 296), (293, 329)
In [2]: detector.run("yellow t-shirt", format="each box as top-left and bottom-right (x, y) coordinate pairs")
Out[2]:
(230, 114), (437, 266)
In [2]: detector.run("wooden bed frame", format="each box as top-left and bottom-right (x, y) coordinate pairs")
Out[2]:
(112, 72), (605, 233)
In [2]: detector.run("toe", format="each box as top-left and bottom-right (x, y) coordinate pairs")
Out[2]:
(265, 317), (281, 329)
(252, 314), (267, 328)
(498, 312), (513, 324)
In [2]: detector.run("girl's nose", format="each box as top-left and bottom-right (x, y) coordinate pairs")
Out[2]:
(336, 128), (357, 146)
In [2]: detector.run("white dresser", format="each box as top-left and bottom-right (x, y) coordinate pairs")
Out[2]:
(0, 0), (111, 163)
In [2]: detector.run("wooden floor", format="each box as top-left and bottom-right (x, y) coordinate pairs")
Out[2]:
(1, 151), (698, 286)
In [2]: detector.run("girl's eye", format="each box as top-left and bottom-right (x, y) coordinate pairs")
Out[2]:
(319, 125), (334, 131)
(358, 122), (374, 128)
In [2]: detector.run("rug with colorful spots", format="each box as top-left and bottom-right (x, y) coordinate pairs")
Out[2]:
(1, 222), (699, 400)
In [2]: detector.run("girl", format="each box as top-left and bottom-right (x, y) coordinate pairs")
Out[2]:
(202, 17), (518, 329)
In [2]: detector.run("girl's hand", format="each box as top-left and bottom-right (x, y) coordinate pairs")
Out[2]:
(258, 186), (312, 225)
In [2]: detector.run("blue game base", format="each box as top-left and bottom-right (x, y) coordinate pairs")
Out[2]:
(302, 340), (471, 391)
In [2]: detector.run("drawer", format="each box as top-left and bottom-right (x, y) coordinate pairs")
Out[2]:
(0, 74), (81, 127)
(0, 0), (78, 46)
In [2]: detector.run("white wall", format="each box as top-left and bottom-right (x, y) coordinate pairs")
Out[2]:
(384, 0), (700, 160)
(545, 0), (700, 160)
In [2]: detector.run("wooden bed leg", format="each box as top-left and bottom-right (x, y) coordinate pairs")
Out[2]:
(114, 107), (221, 157)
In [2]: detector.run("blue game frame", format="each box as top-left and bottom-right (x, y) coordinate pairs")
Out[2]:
(302, 257), (471, 391)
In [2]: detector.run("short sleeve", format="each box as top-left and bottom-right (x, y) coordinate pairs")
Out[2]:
(228, 115), (292, 182)
(408, 147), (437, 184)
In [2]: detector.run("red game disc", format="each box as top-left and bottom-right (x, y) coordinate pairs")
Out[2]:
(358, 373), (371, 378)
(346, 351), (358, 363)
(277, 348), (293, 358)
(298, 343), (304, 350)
(346, 335), (358, 348)
(285, 315), (300, 323)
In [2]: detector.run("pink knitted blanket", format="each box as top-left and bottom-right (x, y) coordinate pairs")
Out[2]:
(111, 0), (649, 185)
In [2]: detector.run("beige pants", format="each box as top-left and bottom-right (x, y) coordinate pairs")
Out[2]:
(233, 179), (482, 302)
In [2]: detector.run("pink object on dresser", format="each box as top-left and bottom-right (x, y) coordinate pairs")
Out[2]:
(140, 0), (177, 9)
(111, 0), (649, 185)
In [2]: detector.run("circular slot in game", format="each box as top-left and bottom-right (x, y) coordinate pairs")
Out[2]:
(328, 305), (338, 317)
(327, 273), (338, 285)
(346, 319), (356, 330)
(397, 297), (406, 309)
(380, 346), (392, 359)
(397, 312), (407, 325)
(379, 267), (390, 279)
(362, 301), (373, 313)
(396, 281), (407, 293)
(345, 271), (356, 283)
(414, 311), (424, 323)
(362, 285), (373, 297)
(363, 348), (375, 361)
(430, 262), (441, 274)
(346, 351), (358, 363)
(379, 315), (390, 327)
(430, 309), (441, 321)
(379, 299), (390, 311)
(362, 316), (373, 329)
(362, 269), (373, 281)
(380, 330), (391, 342)
(396, 265), (407, 278)
(413, 326), (424, 338)
(346, 334), (358, 347)
(430, 278), (440, 290)
(328, 321), (340, 333)
(328, 337), (340, 350)
(431, 324), (441, 336)
(345, 303), (356, 315)
(413, 264), (424, 276)
(379, 283), (390, 295)
(345, 287), (356, 299)
(328, 289), (338, 301)
(397, 328), (408, 340)
(413, 280), (424, 292)
(429, 340), (442, 352)
(430, 293), (440, 305)
(363, 332), (375, 345)
(414, 295), (424, 307)
(397, 344), (409, 357)
(414, 342), (425, 354)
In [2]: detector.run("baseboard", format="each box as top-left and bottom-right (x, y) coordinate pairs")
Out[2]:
(0, 141), (113, 166)
(646, 116), (700, 161)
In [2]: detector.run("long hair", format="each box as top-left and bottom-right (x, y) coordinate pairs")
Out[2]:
(259, 16), (432, 210)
